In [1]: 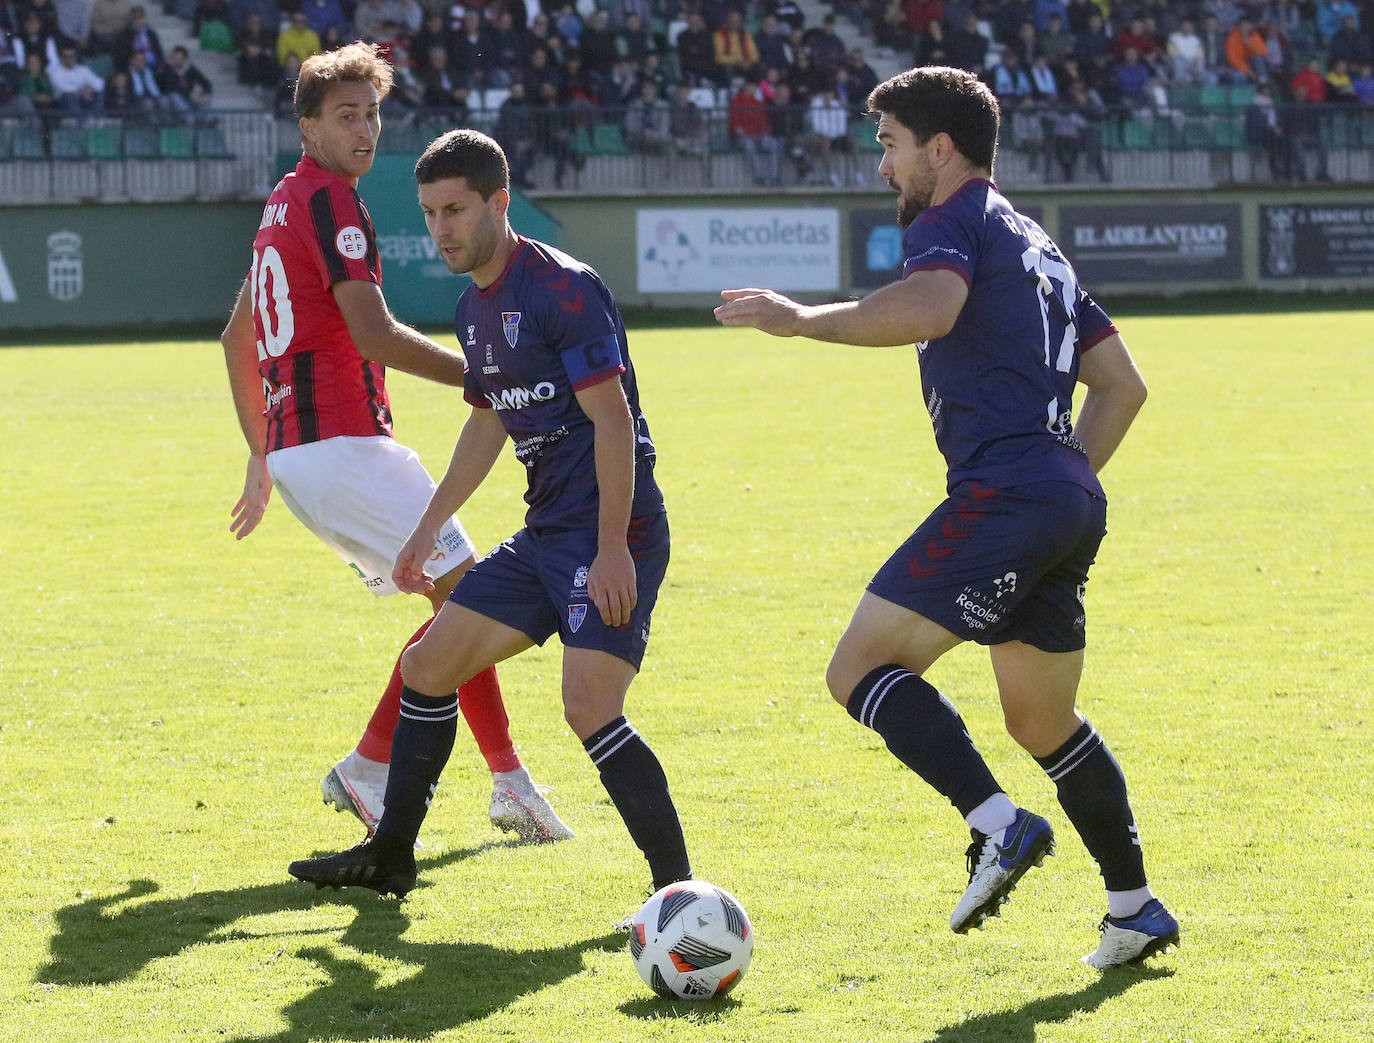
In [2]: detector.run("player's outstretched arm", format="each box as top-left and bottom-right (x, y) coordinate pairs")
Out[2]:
(221, 277), (273, 539)
(575, 377), (637, 628)
(713, 270), (968, 347)
(333, 280), (468, 386)
(1075, 332), (1148, 473)
(393, 406), (508, 595)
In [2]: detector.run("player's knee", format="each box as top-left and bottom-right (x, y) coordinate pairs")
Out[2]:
(399, 641), (447, 694)
(1002, 708), (1073, 759)
(825, 655), (860, 709)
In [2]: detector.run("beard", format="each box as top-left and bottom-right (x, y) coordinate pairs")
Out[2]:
(892, 168), (934, 229)
(896, 189), (931, 229)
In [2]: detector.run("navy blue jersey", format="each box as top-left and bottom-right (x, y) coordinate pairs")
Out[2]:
(456, 237), (662, 530)
(902, 179), (1116, 495)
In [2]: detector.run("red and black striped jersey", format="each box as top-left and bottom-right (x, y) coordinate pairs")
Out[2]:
(249, 155), (393, 450)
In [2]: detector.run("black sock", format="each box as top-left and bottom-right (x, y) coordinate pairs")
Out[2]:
(847, 665), (1003, 818)
(583, 716), (691, 891)
(373, 686), (458, 851)
(1035, 719), (1147, 890)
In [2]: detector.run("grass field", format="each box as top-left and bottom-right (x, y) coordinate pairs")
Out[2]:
(1, 310), (1371, 1042)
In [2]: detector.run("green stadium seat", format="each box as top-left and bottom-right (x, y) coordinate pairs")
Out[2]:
(159, 125), (194, 158)
(1226, 84), (1255, 109)
(194, 126), (232, 157)
(1361, 115), (1374, 146)
(85, 124), (121, 158)
(50, 126), (86, 159)
(86, 53), (114, 80)
(1120, 119), (1154, 148)
(1167, 84), (1201, 112)
(1325, 112), (1352, 147)
(1211, 116), (1246, 147)
(591, 121), (630, 154)
(572, 124), (594, 153)
(13, 126), (46, 158)
(1199, 84), (1227, 110)
(1182, 117), (1212, 148)
(849, 118), (882, 152)
(123, 125), (159, 157)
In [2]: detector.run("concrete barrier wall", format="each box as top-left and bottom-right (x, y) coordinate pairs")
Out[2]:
(3, 184), (1371, 332)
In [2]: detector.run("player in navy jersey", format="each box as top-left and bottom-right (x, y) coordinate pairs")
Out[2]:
(289, 129), (694, 907)
(715, 66), (1178, 969)
(221, 43), (571, 852)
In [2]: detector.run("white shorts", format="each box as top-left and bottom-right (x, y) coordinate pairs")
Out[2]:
(266, 435), (477, 597)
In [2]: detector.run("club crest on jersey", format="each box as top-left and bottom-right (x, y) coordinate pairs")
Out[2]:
(502, 311), (522, 348)
(568, 604), (587, 633)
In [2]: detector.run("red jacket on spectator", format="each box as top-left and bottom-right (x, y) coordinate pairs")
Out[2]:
(903, 0), (943, 34)
(1291, 62), (1328, 101)
(728, 85), (770, 138)
(1114, 21), (1160, 62)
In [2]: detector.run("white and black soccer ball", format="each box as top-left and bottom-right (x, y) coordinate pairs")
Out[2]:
(628, 880), (753, 1000)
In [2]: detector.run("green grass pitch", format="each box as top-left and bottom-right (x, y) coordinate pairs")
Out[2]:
(1, 309), (1371, 1041)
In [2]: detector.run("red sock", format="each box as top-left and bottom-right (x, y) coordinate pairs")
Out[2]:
(355, 618), (433, 764)
(458, 665), (521, 773)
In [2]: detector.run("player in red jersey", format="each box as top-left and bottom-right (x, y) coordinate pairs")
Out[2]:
(221, 42), (572, 846)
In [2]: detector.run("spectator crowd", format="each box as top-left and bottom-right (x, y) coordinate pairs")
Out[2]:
(2, 0), (1372, 183)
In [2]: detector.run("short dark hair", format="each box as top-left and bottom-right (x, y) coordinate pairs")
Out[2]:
(414, 128), (509, 198)
(867, 65), (1000, 172)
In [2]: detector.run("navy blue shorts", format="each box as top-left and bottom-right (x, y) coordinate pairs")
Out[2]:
(867, 480), (1107, 653)
(449, 512), (670, 670)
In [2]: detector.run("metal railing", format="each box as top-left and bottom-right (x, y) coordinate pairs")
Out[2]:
(3, 100), (1371, 205)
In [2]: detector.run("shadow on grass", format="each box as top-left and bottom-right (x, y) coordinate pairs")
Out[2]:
(923, 965), (1175, 1042)
(619, 994), (744, 1022)
(36, 841), (625, 1040)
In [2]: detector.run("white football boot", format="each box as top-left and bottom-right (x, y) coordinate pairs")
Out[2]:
(1082, 899), (1180, 969)
(488, 766), (574, 843)
(321, 751), (388, 835)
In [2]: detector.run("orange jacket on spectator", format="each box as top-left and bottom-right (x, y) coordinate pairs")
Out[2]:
(714, 25), (760, 69)
(1225, 26), (1266, 76)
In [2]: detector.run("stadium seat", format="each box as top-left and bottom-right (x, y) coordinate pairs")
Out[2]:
(572, 124), (594, 153)
(194, 127), (232, 158)
(159, 125), (194, 158)
(1167, 84), (1201, 112)
(85, 124), (121, 158)
(1211, 116), (1246, 147)
(123, 125), (159, 158)
(1182, 117), (1212, 148)
(86, 53), (115, 81)
(1226, 84), (1255, 109)
(1199, 84), (1227, 110)
(50, 126), (86, 159)
(13, 126), (46, 158)
(849, 118), (881, 152)
(481, 88), (510, 113)
(1324, 112), (1351, 147)
(1121, 119), (1154, 148)
(591, 121), (631, 155)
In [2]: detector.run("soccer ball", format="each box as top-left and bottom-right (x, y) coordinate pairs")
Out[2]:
(628, 880), (754, 1000)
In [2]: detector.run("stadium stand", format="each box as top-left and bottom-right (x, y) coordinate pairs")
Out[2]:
(2, 0), (1372, 202)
